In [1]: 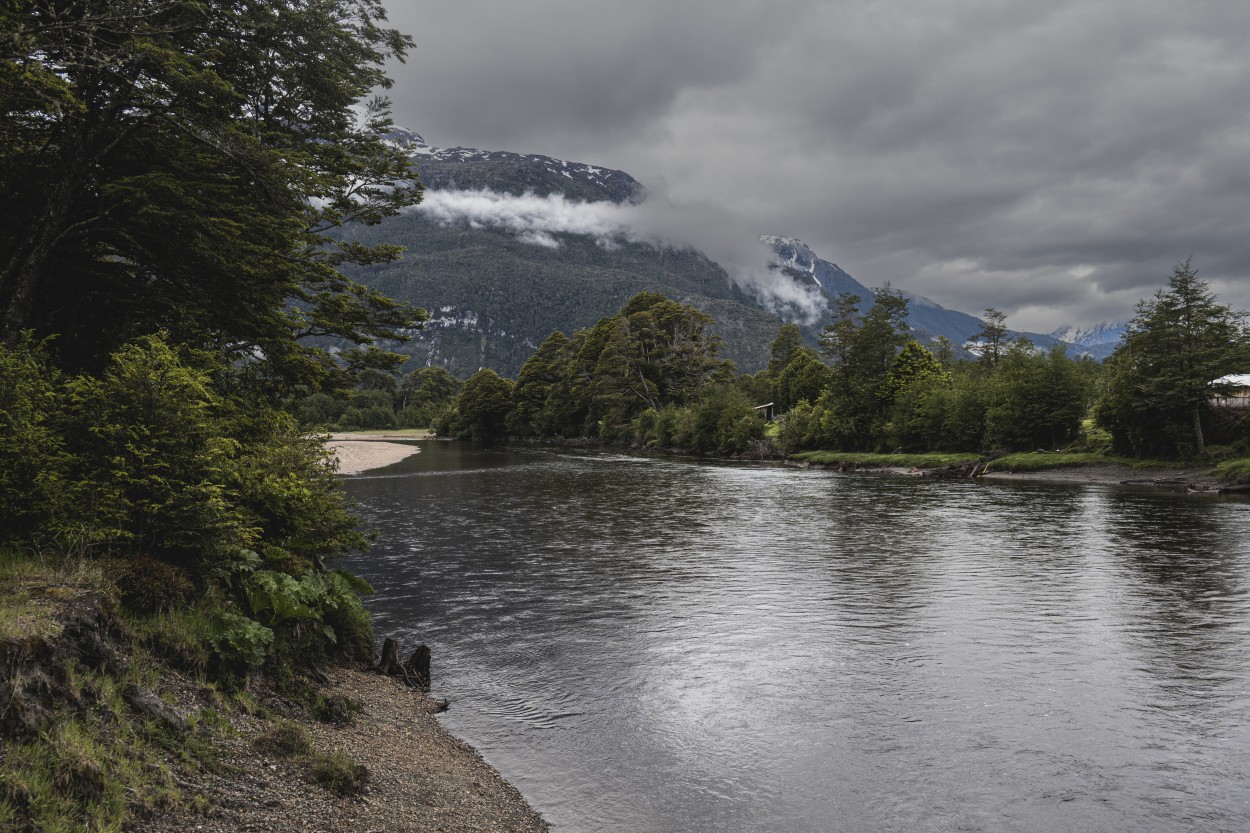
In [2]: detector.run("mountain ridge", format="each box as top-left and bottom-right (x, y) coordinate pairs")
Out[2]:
(341, 128), (1122, 375)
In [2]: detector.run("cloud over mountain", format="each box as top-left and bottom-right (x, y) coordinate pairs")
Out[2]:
(414, 189), (829, 322)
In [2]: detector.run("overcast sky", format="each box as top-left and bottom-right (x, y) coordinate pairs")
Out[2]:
(379, 0), (1250, 332)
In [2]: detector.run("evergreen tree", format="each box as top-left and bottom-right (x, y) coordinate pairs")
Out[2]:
(819, 285), (910, 449)
(1097, 260), (1250, 457)
(984, 342), (1086, 450)
(766, 323), (804, 377)
(972, 308), (1009, 369)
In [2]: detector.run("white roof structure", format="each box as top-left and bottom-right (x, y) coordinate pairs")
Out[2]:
(1212, 374), (1250, 387)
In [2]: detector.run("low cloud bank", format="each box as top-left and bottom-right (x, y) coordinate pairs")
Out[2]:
(412, 189), (829, 324)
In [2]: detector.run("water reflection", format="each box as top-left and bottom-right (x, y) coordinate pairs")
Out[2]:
(343, 443), (1250, 833)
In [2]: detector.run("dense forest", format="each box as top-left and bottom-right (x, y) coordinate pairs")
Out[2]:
(303, 261), (1250, 463)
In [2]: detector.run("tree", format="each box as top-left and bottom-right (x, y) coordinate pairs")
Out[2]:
(983, 342), (1086, 450)
(767, 323), (804, 377)
(0, 0), (426, 386)
(818, 292), (862, 365)
(455, 369), (515, 441)
(1097, 260), (1250, 457)
(508, 331), (572, 436)
(972, 308), (1009, 369)
(774, 347), (833, 412)
(818, 285), (910, 449)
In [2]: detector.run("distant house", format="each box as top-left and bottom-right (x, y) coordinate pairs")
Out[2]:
(754, 402), (776, 421)
(1210, 374), (1250, 409)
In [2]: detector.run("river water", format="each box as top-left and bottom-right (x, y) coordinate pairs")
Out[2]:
(341, 442), (1250, 833)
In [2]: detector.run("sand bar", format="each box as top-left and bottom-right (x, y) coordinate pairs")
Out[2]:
(328, 438), (423, 475)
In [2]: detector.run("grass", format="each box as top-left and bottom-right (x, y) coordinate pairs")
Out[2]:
(791, 450), (979, 468)
(1212, 458), (1250, 483)
(0, 549), (224, 832)
(307, 750), (368, 796)
(0, 547), (111, 642)
(979, 451), (1187, 473)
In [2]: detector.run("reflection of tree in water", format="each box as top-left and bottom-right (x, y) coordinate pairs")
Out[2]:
(1100, 491), (1250, 715)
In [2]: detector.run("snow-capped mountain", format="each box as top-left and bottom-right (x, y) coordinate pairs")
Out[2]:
(337, 126), (1111, 373)
(1047, 322), (1126, 360)
(764, 236), (1066, 353)
(383, 127), (643, 204)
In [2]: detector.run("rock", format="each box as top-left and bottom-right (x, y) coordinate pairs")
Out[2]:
(124, 686), (189, 733)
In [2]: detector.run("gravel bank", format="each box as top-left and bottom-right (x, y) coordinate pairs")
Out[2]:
(132, 668), (550, 833)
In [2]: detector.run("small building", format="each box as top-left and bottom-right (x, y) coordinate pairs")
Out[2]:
(1210, 374), (1250, 409)
(754, 402), (776, 421)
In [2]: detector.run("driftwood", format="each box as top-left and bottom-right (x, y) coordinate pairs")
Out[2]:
(375, 637), (431, 690)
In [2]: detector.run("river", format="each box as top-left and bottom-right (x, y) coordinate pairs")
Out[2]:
(341, 441), (1250, 833)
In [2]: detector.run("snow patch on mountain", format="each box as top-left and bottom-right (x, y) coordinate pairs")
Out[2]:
(1049, 321), (1127, 347)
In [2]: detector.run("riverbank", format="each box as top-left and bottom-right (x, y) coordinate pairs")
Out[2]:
(327, 430), (433, 475)
(789, 450), (1243, 493)
(0, 550), (550, 833)
(127, 664), (549, 833)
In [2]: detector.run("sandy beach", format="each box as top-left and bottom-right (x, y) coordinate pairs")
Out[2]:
(327, 433), (429, 475)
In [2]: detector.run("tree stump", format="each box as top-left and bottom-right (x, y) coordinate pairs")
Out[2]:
(378, 637), (401, 676)
(408, 645), (431, 689)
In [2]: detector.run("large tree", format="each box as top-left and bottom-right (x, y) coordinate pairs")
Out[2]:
(0, 0), (424, 385)
(1097, 260), (1250, 457)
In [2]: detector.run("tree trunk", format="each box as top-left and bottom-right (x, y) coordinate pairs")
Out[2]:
(1, 130), (89, 346)
(1193, 404), (1207, 457)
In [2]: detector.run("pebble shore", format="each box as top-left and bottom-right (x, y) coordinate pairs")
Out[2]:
(131, 668), (550, 833)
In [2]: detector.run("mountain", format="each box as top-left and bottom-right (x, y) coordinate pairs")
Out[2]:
(342, 129), (1092, 377)
(384, 127), (644, 204)
(764, 236), (1066, 353)
(1048, 322), (1127, 360)
(343, 131), (779, 376)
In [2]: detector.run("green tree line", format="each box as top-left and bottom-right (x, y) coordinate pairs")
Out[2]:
(435, 262), (1250, 462)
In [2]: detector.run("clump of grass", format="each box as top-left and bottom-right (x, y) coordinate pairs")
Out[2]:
(121, 600), (217, 676)
(1212, 458), (1250, 483)
(313, 694), (361, 726)
(0, 547), (111, 642)
(308, 750), (369, 796)
(254, 721), (314, 757)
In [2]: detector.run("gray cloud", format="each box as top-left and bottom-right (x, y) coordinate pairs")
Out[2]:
(381, 0), (1250, 332)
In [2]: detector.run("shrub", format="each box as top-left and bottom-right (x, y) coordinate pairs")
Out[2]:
(116, 555), (194, 614)
(308, 750), (368, 796)
(254, 721), (313, 757)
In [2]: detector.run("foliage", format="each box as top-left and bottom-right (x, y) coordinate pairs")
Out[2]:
(451, 369), (515, 440)
(0, 333), (69, 540)
(116, 555), (194, 615)
(982, 342), (1087, 450)
(0, 0), (427, 386)
(505, 292), (735, 442)
(1096, 260), (1250, 458)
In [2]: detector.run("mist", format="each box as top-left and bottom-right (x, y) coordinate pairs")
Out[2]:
(412, 189), (830, 323)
